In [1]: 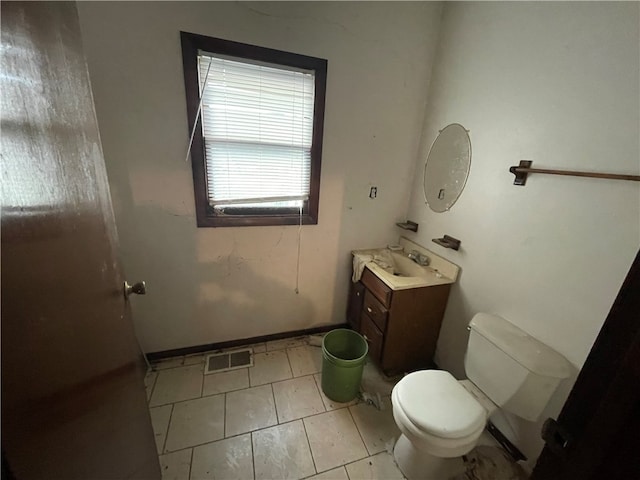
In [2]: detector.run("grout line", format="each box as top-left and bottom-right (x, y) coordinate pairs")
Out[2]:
(150, 388), (223, 409)
(248, 355), (258, 387)
(250, 431), (256, 480)
(284, 348), (294, 379)
(161, 403), (175, 455)
(161, 432), (249, 456)
(300, 417), (318, 475)
(188, 447), (194, 480)
(310, 373), (328, 413)
(157, 444), (192, 456)
(200, 363), (205, 398)
(341, 451), (395, 473)
(285, 346), (297, 378)
(269, 383), (280, 425)
(341, 451), (371, 474)
(345, 464), (352, 480)
(147, 370), (158, 404)
(312, 374), (329, 411)
(347, 406), (371, 457)
(214, 418), (315, 447)
(223, 392), (227, 438)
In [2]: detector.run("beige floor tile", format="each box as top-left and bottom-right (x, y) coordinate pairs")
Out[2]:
(183, 354), (205, 366)
(360, 361), (399, 397)
(225, 384), (277, 437)
(313, 374), (360, 411)
(203, 368), (249, 396)
(303, 409), (367, 473)
(349, 397), (400, 455)
(266, 336), (307, 351)
(191, 435), (254, 480)
(159, 449), (192, 480)
(150, 404), (173, 454)
(153, 356), (185, 370)
(305, 466), (349, 480)
(287, 345), (323, 377)
(345, 452), (404, 480)
(249, 350), (292, 386)
(164, 394), (225, 452)
(273, 376), (325, 423)
(252, 420), (316, 480)
(149, 364), (203, 407)
(145, 370), (158, 401)
(251, 342), (267, 353)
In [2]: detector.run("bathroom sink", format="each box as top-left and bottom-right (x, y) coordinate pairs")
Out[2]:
(353, 237), (460, 290)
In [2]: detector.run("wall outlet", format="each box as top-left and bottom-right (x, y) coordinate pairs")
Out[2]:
(369, 186), (377, 199)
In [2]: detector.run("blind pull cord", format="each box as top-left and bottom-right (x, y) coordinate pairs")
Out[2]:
(185, 59), (213, 163)
(295, 203), (302, 294)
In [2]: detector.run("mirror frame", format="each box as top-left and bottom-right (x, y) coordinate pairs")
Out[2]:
(423, 123), (472, 213)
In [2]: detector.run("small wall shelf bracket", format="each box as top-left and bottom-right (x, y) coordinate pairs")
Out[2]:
(432, 235), (461, 251)
(396, 220), (418, 232)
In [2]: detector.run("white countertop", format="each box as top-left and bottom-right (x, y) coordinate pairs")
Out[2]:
(352, 239), (459, 290)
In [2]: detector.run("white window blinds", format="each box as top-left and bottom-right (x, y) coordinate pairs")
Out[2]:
(197, 52), (315, 209)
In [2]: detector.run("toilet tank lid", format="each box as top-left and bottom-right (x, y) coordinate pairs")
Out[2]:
(470, 313), (571, 379)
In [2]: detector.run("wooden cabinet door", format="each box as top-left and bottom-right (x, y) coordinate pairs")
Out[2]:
(347, 282), (365, 331)
(1, 3), (160, 479)
(361, 314), (384, 363)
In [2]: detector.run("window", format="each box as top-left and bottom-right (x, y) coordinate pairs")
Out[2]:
(180, 32), (327, 227)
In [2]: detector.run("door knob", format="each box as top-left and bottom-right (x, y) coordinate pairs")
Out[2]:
(124, 281), (146, 298)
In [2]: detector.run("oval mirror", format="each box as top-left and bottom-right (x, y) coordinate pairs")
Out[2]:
(423, 123), (471, 212)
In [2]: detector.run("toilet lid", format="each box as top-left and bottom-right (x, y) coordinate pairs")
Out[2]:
(396, 370), (485, 439)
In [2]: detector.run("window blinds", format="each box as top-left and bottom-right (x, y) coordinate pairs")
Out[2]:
(197, 52), (315, 209)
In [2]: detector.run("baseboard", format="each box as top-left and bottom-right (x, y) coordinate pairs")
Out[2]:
(487, 421), (527, 462)
(146, 323), (348, 361)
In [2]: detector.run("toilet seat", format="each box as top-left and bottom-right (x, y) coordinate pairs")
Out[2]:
(395, 370), (486, 439)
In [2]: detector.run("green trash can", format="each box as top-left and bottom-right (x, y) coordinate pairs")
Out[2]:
(321, 329), (368, 402)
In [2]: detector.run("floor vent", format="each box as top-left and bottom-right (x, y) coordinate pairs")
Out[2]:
(205, 349), (253, 374)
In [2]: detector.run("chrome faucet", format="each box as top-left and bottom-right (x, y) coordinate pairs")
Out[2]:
(407, 250), (430, 266)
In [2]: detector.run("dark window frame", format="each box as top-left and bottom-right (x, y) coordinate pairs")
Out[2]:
(180, 32), (327, 228)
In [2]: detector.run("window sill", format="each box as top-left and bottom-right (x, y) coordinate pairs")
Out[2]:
(196, 213), (318, 228)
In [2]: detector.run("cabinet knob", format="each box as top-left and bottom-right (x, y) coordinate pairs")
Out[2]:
(366, 307), (372, 313)
(356, 292), (360, 296)
(363, 334), (370, 342)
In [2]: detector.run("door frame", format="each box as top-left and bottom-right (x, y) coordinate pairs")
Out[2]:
(532, 250), (640, 479)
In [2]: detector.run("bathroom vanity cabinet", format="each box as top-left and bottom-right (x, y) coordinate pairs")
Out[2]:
(348, 267), (451, 375)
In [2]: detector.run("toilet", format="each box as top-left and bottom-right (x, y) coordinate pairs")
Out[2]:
(391, 313), (571, 480)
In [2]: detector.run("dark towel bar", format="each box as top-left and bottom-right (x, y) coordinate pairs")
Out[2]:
(509, 160), (640, 186)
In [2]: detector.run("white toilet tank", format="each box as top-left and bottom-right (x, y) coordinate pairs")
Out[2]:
(464, 313), (571, 421)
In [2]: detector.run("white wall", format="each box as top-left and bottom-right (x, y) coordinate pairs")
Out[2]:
(405, 1), (639, 469)
(77, 2), (442, 352)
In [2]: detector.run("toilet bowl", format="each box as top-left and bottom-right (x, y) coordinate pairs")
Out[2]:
(390, 313), (572, 480)
(391, 370), (495, 478)
(391, 370), (490, 458)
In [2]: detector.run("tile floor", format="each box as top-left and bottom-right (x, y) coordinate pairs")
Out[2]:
(145, 336), (405, 480)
